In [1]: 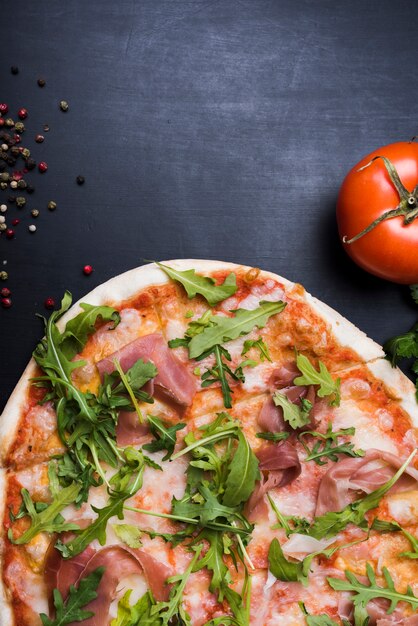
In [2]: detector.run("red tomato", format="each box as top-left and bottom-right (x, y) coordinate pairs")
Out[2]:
(337, 141), (418, 284)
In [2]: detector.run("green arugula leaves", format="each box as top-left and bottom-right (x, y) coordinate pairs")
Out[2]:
(8, 483), (81, 545)
(157, 262), (237, 306)
(40, 567), (104, 626)
(188, 301), (286, 359)
(242, 338), (272, 362)
(294, 354), (340, 406)
(143, 415), (186, 460)
(223, 430), (259, 507)
(328, 562), (418, 614)
(113, 524), (142, 548)
(273, 393), (312, 429)
(299, 423), (364, 465)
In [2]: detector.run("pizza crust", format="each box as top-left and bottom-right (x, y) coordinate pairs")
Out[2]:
(0, 469), (13, 626)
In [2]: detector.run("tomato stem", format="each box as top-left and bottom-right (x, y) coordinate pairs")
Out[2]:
(343, 156), (418, 244)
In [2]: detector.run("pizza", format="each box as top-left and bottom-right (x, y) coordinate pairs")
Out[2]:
(1, 259), (418, 626)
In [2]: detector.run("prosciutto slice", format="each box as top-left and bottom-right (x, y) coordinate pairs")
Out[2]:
(315, 449), (418, 516)
(45, 545), (171, 626)
(246, 441), (301, 521)
(116, 410), (150, 446)
(257, 385), (316, 434)
(96, 333), (196, 407)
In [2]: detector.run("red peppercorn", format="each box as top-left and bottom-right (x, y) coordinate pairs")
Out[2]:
(11, 218), (20, 226)
(14, 134), (21, 143)
(38, 161), (48, 173)
(35, 134), (44, 143)
(83, 264), (93, 276)
(0, 288), (11, 298)
(1, 297), (12, 308)
(18, 108), (28, 120)
(0, 104), (9, 116)
(5, 229), (15, 239)
(0, 118), (5, 127)
(44, 297), (55, 309)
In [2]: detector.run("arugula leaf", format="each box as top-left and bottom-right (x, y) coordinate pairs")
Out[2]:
(384, 326), (418, 365)
(110, 589), (156, 626)
(273, 392), (312, 429)
(328, 562), (418, 613)
(143, 415), (186, 461)
(267, 494), (310, 537)
(192, 529), (230, 598)
(157, 262), (237, 306)
(242, 338), (272, 362)
(188, 301), (286, 359)
(8, 483), (81, 545)
(293, 354), (341, 406)
(61, 303), (120, 360)
(113, 524), (142, 548)
(309, 449), (417, 539)
(268, 537), (301, 582)
(200, 344), (241, 409)
(40, 566), (104, 626)
(56, 448), (149, 558)
(256, 431), (290, 442)
(223, 431), (259, 507)
(299, 423), (364, 465)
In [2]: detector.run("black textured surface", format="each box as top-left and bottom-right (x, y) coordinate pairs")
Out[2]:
(1, 0), (418, 410)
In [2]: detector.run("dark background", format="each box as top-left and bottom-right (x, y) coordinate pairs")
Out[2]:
(1, 0), (417, 411)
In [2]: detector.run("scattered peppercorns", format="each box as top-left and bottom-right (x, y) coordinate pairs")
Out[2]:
(5, 229), (14, 239)
(83, 265), (93, 276)
(18, 108), (28, 120)
(76, 175), (85, 185)
(0, 271), (8, 280)
(37, 78), (46, 87)
(59, 100), (69, 112)
(0, 104), (9, 116)
(15, 197), (26, 208)
(11, 219), (20, 226)
(35, 134), (44, 143)
(14, 121), (25, 133)
(31, 209), (39, 217)
(47, 200), (56, 211)
(0, 287), (11, 298)
(28, 224), (36, 233)
(1, 297), (12, 308)
(44, 297), (55, 309)
(38, 161), (48, 173)
(43, 124), (50, 132)
(10, 66), (19, 75)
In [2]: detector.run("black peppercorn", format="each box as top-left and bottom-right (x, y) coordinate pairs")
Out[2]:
(10, 146), (20, 157)
(26, 184), (35, 194)
(17, 179), (27, 189)
(10, 66), (19, 75)
(37, 78), (46, 87)
(26, 158), (36, 170)
(76, 175), (85, 185)
(47, 200), (57, 211)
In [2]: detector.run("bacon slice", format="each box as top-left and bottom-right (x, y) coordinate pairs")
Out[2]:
(45, 545), (171, 626)
(315, 449), (418, 516)
(96, 333), (196, 407)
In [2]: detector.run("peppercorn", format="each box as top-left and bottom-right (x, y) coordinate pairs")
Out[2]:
(26, 185), (35, 194)
(37, 78), (46, 87)
(21, 148), (30, 159)
(0, 173), (9, 182)
(13, 133), (21, 143)
(76, 175), (85, 185)
(44, 297), (55, 309)
(47, 200), (57, 211)
(59, 100), (69, 112)
(12, 219), (20, 226)
(18, 108), (28, 120)
(15, 197), (26, 208)
(0, 104), (9, 116)
(31, 209), (39, 217)
(10, 146), (20, 157)
(5, 229), (14, 238)
(10, 66), (19, 75)
(0, 216), (5, 224)
(1, 144), (8, 151)
(38, 161), (48, 173)
(43, 124), (50, 132)
(26, 158), (36, 171)
(0, 204), (7, 212)
(17, 180), (26, 189)
(35, 134), (44, 143)
(10, 181), (17, 189)
(2, 297), (12, 308)
(83, 264), (93, 276)
(14, 121), (25, 133)
(0, 271), (8, 280)
(0, 287), (11, 298)
(28, 224), (36, 233)
(0, 224), (6, 231)
(5, 118), (14, 128)
(8, 196), (15, 203)
(0, 183), (7, 190)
